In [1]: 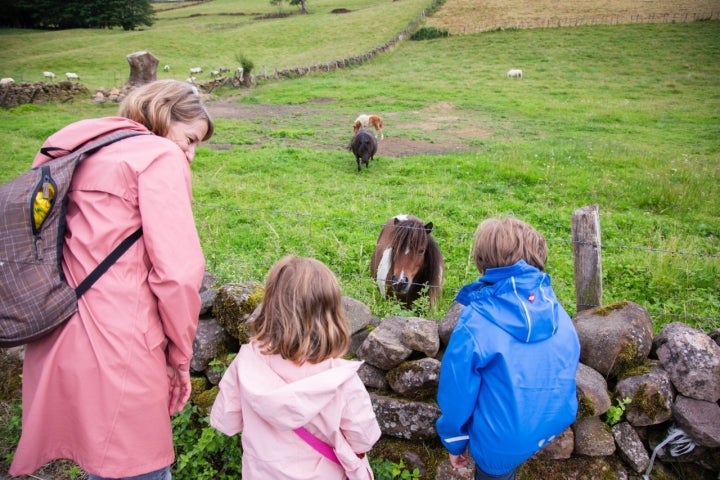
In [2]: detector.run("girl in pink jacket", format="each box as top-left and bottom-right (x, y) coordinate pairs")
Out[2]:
(10, 80), (213, 480)
(211, 256), (382, 480)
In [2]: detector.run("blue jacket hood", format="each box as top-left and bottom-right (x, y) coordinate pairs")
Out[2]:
(455, 260), (559, 343)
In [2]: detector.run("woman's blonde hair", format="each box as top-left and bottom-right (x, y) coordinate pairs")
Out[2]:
(118, 80), (214, 141)
(253, 256), (350, 365)
(472, 218), (548, 273)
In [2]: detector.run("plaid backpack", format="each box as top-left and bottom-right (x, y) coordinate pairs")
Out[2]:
(0, 130), (147, 348)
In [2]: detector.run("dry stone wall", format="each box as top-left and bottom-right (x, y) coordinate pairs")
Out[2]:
(194, 279), (720, 480)
(0, 81), (89, 109)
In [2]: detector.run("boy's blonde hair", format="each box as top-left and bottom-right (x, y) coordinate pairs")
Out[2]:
(253, 256), (350, 364)
(118, 79), (214, 141)
(472, 218), (547, 273)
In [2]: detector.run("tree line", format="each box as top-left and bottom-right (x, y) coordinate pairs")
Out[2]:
(0, 0), (155, 30)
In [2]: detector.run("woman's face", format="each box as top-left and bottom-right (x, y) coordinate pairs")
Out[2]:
(165, 118), (208, 162)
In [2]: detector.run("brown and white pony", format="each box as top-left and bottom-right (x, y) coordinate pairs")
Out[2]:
(353, 114), (384, 140)
(370, 214), (444, 309)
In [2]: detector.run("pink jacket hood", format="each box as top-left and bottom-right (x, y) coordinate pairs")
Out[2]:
(33, 116), (152, 167)
(233, 341), (363, 429)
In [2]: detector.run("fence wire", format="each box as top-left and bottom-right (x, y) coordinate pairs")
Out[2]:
(193, 202), (719, 326)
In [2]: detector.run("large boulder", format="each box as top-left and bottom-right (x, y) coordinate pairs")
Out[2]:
(370, 393), (440, 441)
(213, 282), (263, 343)
(573, 301), (653, 377)
(615, 362), (674, 426)
(576, 362), (612, 418)
(654, 322), (720, 402)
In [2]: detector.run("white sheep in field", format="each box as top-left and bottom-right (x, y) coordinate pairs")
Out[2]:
(506, 68), (523, 79)
(210, 70), (220, 78)
(219, 66), (229, 73)
(186, 77), (197, 84)
(43, 71), (56, 80)
(189, 67), (203, 75)
(235, 66), (244, 81)
(163, 64), (170, 72)
(0, 77), (14, 86)
(65, 72), (79, 81)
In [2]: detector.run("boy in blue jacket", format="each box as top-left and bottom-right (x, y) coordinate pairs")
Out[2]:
(436, 218), (580, 480)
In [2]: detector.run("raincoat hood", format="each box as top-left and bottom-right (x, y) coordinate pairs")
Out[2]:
(455, 260), (559, 343)
(33, 117), (150, 167)
(234, 341), (363, 429)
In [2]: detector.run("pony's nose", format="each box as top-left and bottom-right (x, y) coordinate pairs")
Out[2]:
(391, 275), (410, 293)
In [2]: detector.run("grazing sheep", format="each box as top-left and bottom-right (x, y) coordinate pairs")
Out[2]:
(506, 68), (523, 79)
(0, 78), (14, 86)
(210, 70), (221, 78)
(186, 77), (197, 84)
(163, 64), (170, 72)
(235, 67), (244, 81)
(43, 71), (56, 80)
(65, 72), (79, 81)
(219, 66), (229, 73)
(348, 128), (378, 171)
(189, 67), (203, 75)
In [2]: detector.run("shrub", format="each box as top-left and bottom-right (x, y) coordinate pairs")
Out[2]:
(172, 404), (243, 480)
(235, 53), (255, 74)
(410, 27), (449, 41)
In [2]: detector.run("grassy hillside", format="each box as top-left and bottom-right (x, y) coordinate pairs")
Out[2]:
(0, 0), (431, 88)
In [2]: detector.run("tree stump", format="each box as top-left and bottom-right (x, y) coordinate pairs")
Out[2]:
(126, 51), (159, 86)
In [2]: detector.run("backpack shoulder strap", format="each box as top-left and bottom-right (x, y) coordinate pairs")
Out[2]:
(40, 130), (148, 160)
(75, 227), (143, 298)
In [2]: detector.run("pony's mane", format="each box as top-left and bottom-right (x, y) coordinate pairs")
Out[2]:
(390, 219), (428, 261)
(423, 235), (444, 305)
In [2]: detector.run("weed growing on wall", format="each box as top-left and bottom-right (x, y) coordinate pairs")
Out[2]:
(171, 404), (243, 480)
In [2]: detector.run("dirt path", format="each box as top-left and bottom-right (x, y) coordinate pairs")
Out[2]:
(205, 100), (490, 157)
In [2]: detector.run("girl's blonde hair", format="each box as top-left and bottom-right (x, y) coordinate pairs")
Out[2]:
(473, 218), (548, 273)
(253, 256), (350, 364)
(118, 80), (214, 141)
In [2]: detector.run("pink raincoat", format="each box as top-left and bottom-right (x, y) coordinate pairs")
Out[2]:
(211, 340), (382, 480)
(9, 117), (205, 477)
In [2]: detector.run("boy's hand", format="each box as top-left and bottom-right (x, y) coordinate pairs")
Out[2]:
(449, 451), (469, 469)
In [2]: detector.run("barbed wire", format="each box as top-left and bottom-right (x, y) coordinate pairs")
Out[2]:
(195, 202), (719, 260)
(194, 202), (719, 324)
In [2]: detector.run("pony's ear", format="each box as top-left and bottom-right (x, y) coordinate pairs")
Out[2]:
(393, 217), (401, 225)
(424, 222), (434, 233)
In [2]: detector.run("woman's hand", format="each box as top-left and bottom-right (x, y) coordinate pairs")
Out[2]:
(167, 365), (191, 415)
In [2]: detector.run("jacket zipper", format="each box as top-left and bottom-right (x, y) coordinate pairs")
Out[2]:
(32, 166), (54, 261)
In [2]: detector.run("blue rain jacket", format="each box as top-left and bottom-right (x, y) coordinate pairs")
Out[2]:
(436, 260), (580, 475)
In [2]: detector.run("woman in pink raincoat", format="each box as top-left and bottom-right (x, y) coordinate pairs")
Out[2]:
(10, 80), (214, 480)
(211, 256), (382, 480)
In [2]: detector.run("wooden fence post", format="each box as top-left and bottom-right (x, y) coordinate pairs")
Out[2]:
(572, 204), (602, 312)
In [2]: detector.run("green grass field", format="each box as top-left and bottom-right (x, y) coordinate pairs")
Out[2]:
(0, 2), (718, 332)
